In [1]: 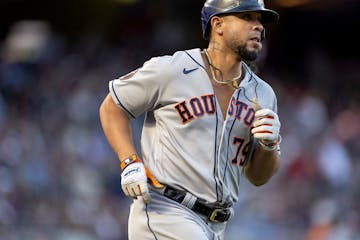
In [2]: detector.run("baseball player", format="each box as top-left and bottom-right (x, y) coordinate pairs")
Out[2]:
(99, 0), (281, 239)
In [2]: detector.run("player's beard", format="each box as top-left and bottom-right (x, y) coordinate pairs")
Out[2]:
(237, 44), (259, 62)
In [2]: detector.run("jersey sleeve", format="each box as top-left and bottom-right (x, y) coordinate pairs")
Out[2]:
(109, 57), (169, 119)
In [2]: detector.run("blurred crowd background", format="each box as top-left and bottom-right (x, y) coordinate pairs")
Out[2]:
(0, 0), (359, 240)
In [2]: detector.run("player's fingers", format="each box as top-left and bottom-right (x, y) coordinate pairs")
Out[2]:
(124, 182), (142, 195)
(137, 182), (151, 203)
(122, 185), (130, 197)
(127, 186), (137, 198)
(255, 109), (276, 118)
(122, 185), (137, 199)
(253, 132), (276, 141)
(252, 125), (278, 141)
(131, 186), (138, 196)
(251, 125), (275, 134)
(253, 117), (275, 127)
(129, 183), (142, 196)
(253, 130), (277, 141)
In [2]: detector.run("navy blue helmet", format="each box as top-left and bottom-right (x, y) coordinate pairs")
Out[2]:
(201, 0), (279, 39)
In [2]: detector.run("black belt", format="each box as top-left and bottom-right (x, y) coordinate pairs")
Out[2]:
(163, 186), (231, 223)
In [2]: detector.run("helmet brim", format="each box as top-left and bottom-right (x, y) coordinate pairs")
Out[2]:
(257, 9), (279, 24)
(221, 8), (279, 24)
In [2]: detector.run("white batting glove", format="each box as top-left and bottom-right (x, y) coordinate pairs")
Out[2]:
(121, 162), (151, 203)
(251, 109), (281, 151)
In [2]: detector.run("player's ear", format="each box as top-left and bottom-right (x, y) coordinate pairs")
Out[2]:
(210, 16), (223, 35)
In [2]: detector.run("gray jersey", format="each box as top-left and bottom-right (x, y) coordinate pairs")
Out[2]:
(109, 48), (278, 205)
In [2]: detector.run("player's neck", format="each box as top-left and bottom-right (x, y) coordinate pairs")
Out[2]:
(204, 47), (242, 82)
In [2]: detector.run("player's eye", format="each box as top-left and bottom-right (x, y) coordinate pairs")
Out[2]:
(241, 13), (252, 21)
(237, 13), (261, 22)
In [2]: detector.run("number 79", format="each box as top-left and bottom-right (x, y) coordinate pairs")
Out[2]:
(231, 137), (250, 166)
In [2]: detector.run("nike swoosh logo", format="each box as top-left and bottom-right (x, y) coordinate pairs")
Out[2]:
(183, 67), (199, 74)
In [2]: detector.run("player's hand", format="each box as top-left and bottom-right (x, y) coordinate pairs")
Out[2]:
(251, 109), (281, 151)
(121, 162), (151, 203)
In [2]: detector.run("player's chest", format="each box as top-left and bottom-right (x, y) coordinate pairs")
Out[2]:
(211, 83), (236, 119)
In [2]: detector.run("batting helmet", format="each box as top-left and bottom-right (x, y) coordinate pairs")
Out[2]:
(201, 0), (279, 39)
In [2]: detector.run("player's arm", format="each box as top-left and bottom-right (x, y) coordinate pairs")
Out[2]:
(99, 93), (153, 202)
(99, 93), (163, 202)
(243, 108), (281, 186)
(99, 93), (136, 161)
(244, 143), (280, 186)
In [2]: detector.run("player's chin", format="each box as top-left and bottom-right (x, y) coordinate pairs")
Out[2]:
(240, 50), (259, 62)
(247, 39), (262, 52)
(248, 41), (262, 51)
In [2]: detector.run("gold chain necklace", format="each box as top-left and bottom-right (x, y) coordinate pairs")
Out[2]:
(203, 49), (240, 89)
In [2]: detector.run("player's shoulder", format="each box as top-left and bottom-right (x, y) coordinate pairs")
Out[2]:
(152, 48), (202, 65)
(242, 62), (278, 109)
(145, 48), (202, 76)
(243, 63), (275, 94)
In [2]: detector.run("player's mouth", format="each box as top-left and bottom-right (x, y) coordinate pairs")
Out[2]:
(248, 36), (262, 50)
(249, 36), (261, 43)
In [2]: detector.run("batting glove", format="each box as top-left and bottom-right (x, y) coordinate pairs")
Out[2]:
(251, 108), (281, 151)
(121, 162), (151, 203)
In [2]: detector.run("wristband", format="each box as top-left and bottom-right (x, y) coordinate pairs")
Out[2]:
(120, 154), (141, 171)
(259, 135), (282, 151)
(259, 140), (278, 151)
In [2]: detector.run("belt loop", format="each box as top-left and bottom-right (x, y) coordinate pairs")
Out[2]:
(181, 192), (197, 209)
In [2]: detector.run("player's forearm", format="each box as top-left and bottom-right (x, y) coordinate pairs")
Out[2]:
(244, 147), (280, 186)
(99, 93), (137, 160)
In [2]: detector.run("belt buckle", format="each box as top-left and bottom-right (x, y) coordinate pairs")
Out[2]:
(209, 208), (229, 223)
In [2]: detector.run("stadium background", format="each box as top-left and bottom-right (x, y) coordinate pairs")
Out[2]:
(0, 0), (359, 239)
